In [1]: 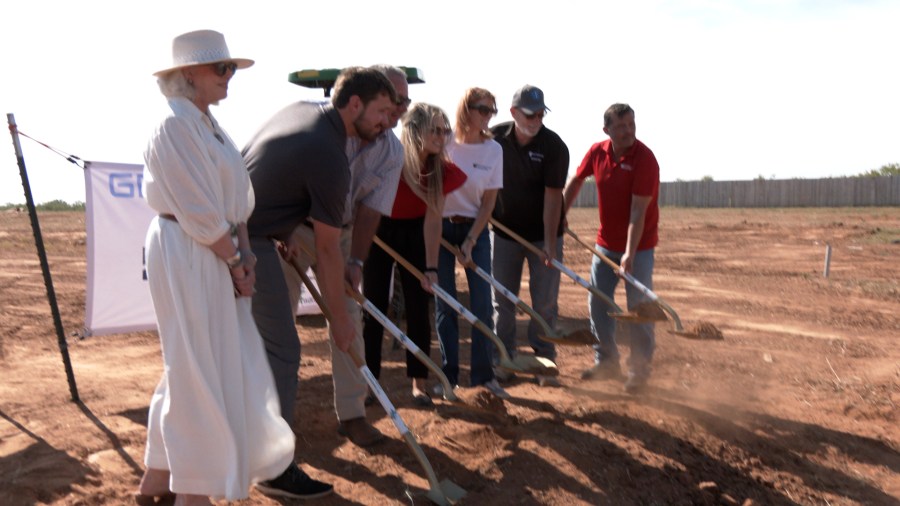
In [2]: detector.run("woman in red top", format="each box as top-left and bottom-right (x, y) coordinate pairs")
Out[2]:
(362, 103), (467, 406)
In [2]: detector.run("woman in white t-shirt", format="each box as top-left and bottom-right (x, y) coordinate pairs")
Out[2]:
(435, 88), (509, 399)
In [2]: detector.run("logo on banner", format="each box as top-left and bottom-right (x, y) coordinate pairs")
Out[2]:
(109, 173), (144, 198)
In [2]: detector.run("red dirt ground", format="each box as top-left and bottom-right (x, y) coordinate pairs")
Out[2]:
(1, 207), (898, 505)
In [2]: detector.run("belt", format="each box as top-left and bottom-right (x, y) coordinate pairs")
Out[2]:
(160, 214), (239, 237)
(447, 215), (475, 224)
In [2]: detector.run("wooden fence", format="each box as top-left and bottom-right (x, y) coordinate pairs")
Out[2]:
(572, 176), (900, 208)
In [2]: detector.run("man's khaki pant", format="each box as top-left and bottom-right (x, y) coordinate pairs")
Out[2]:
(279, 224), (367, 422)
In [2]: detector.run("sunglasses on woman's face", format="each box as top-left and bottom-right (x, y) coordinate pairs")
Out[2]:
(211, 61), (238, 77)
(469, 104), (498, 116)
(430, 126), (453, 137)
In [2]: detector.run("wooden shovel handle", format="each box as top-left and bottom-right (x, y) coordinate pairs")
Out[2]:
(288, 256), (365, 368)
(489, 218), (546, 258)
(372, 235), (427, 283)
(564, 227), (621, 271)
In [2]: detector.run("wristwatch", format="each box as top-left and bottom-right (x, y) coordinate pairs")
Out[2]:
(226, 250), (242, 268)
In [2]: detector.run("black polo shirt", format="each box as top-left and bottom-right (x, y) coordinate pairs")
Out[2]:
(243, 102), (349, 241)
(490, 121), (569, 242)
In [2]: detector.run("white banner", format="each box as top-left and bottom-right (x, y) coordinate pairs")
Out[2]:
(83, 161), (320, 336)
(84, 161), (157, 336)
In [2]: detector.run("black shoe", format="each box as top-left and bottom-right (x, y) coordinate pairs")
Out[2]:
(256, 463), (333, 499)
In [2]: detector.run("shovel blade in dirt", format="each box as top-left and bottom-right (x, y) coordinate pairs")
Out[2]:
(538, 327), (596, 346)
(426, 479), (467, 505)
(610, 311), (666, 324)
(510, 355), (559, 376)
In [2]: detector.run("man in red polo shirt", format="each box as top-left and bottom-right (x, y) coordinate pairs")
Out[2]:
(563, 103), (660, 394)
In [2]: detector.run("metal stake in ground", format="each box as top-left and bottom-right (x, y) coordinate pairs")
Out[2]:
(293, 265), (466, 505)
(564, 227), (724, 340)
(372, 235), (557, 377)
(440, 238), (594, 346)
(7, 113), (79, 402)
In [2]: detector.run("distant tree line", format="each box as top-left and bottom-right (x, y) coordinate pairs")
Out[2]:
(0, 200), (85, 211)
(856, 163), (900, 178)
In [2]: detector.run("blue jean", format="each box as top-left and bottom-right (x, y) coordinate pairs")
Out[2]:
(491, 233), (561, 362)
(589, 246), (656, 380)
(436, 220), (494, 386)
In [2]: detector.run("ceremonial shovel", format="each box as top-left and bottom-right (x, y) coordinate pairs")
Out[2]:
(564, 227), (724, 339)
(489, 218), (661, 324)
(292, 263), (466, 505)
(372, 236), (558, 377)
(440, 238), (594, 346)
(338, 280), (460, 401)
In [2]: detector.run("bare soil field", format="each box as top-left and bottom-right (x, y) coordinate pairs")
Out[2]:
(1, 207), (898, 505)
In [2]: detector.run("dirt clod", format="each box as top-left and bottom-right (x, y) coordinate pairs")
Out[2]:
(684, 320), (725, 340)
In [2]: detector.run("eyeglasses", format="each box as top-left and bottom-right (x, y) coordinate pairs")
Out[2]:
(211, 61), (238, 77)
(429, 126), (452, 137)
(395, 95), (412, 107)
(469, 104), (498, 116)
(521, 110), (546, 120)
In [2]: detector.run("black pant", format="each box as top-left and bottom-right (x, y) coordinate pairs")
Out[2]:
(362, 217), (430, 379)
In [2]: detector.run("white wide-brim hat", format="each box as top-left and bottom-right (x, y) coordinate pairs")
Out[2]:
(153, 29), (254, 76)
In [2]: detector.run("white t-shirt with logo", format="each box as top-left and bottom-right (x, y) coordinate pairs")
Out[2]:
(444, 138), (503, 218)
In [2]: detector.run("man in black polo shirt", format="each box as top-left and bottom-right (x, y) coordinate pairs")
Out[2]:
(490, 84), (569, 386)
(243, 67), (396, 499)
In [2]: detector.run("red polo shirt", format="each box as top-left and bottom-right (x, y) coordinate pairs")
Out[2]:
(390, 160), (467, 219)
(574, 139), (659, 252)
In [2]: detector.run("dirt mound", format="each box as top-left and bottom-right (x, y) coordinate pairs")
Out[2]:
(681, 320), (726, 340)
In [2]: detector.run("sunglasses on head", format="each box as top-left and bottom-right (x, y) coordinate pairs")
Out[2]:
(469, 104), (498, 116)
(211, 61), (238, 77)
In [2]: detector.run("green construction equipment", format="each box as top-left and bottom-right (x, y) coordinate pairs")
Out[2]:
(288, 67), (424, 96)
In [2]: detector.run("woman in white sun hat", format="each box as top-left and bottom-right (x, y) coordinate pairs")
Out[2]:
(135, 30), (306, 505)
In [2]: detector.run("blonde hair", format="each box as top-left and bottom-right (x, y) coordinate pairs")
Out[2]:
(454, 87), (496, 143)
(400, 102), (451, 210)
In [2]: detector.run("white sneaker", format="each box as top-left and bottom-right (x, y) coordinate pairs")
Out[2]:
(483, 379), (511, 399)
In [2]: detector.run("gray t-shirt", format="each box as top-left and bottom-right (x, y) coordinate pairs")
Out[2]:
(244, 102), (349, 240)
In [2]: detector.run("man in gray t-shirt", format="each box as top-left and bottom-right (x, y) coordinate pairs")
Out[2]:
(243, 67), (396, 499)
(276, 66), (409, 448)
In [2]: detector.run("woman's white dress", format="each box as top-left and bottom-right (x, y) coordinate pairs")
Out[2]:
(142, 97), (294, 500)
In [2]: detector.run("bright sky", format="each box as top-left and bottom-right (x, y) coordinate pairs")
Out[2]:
(2, 0), (899, 205)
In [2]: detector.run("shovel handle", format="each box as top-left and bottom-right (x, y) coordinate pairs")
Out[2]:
(342, 282), (458, 400)
(440, 237), (556, 337)
(288, 250), (463, 504)
(373, 235), (515, 365)
(564, 227), (658, 301)
(565, 228), (688, 332)
(290, 259), (411, 433)
(491, 219), (623, 312)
